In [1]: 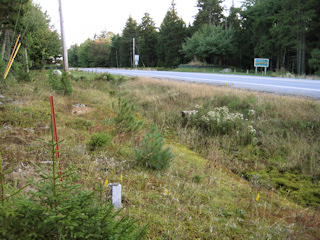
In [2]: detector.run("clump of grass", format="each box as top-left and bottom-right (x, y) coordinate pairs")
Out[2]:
(66, 117), (93, 130)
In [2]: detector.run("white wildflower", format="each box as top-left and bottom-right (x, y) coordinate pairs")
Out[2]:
(248, 109), (255, 117)
(247, 125), (256, 135)
(195, 104), (203, 109)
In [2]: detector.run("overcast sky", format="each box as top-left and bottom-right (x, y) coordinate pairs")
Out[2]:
(33, 0), (241, 49)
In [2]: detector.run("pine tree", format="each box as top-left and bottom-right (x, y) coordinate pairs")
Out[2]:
(193, 0), (223, 30)
(157, 2), (187, 68)
(120, 16), (139, 67)
(138, 13), (158, 67)
(134, 125), (173, 170)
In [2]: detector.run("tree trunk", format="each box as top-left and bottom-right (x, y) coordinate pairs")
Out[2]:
(1, 29), (8, 60)
(219, 54), (223, 66)
(25, 48), (29, 73)
(282, 48), (286, 70)
(301, 19), (306, 75)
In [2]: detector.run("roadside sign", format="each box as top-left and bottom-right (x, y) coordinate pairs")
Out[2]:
(254, 58), (269, 75)
(134, 55), (139, 67)
(254, 58), (269, 68)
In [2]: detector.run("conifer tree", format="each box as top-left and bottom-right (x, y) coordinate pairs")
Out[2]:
(120, 16), (139, 67)
(157, 2), (187, 68)
(138, 13), (158, 67)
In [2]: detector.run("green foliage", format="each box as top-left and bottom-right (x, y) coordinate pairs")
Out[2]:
(0, 53), (5, 79)
(66, 118), (93, 130)
(157, 2), (188, 68)
(17, 64), (31, 83)
(244, 168), (320, 209)
(121, 17), (139, 67)
(49, 70), (73, 95)
(68, 44), (80, 67)
(134, 125), (173, 170)
(95, 73), (115, 82)
(112, 97), (143, 134)
(78, 40), (94, 67)
(193, 0), (223, 29)
(23, 3), (61, 68)
(309, 48), (320, 75)
(138, 13), (158, 67)
(182, 25), (236, 65)
(88, 133), (111, 151)
(0, 141), (146, 239)
(0, 105), (50, 127)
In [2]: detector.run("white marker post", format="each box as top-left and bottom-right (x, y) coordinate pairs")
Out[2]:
(109, 183), (122, 208)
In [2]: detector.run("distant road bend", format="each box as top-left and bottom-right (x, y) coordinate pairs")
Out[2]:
(77, 68), (320, 99)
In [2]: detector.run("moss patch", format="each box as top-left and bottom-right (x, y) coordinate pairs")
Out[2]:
(243, 168), (320, 209)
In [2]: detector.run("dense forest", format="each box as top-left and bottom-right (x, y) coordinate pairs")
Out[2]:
(68, 0), (320, 75)
(0, 0), (61, 72)
(1, 0), (320, 75)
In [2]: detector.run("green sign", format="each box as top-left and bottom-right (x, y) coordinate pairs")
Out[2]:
(254, 58), (269, 67)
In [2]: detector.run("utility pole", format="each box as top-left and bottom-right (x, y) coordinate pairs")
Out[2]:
(58, 0), (69, 72)
(132, 38), (135, 68)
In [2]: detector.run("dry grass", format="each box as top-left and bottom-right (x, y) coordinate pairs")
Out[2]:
(0, 71), (319, 238)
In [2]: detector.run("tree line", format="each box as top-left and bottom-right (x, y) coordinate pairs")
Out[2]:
(1, 0), (319, 75)
(69, 0), (320, 75)
(0, 0), (61, 72)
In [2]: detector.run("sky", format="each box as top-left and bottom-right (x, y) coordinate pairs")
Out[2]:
(33, 0), (241, 49)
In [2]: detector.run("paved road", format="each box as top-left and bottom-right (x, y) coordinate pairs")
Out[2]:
(77, 68), (320, 99)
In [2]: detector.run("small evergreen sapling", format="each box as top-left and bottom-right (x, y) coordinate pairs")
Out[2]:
(134, 125), (173, 170)
(0, 122), (146, 239)
(112, 97), (143, 134)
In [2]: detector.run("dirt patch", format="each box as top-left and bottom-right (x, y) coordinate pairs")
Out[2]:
(71, 107), (94, 115)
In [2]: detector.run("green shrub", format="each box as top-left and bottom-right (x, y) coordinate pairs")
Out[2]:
(74, 75), (87, 81)
(95, 73), (115, 82)
(134, 125), (173, 170)
(49, 70), (73, 95)
(88, 133), (110, 151)
(112, 97), (143, 134)
(0, 144), (146, 239)
(17, 68), (31, 82)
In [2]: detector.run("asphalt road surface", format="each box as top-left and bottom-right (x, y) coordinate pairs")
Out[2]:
(76, 68), (320, 99)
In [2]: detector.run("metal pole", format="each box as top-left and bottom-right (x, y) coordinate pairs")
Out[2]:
(132, 38), (135, 68)
(58, 0), (69, 72)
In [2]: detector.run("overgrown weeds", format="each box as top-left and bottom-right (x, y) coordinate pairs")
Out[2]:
(0, 70), (319, 239)
(116, 76), (320, 208)
(0, 119), (146, 239)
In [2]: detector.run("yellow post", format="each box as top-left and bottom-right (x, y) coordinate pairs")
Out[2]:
(4, 36), (21, 80)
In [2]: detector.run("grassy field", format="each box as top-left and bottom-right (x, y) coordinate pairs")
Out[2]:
(0, 70), (319, 239)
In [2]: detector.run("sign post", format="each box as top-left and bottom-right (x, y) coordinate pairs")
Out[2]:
(254, 58), (269, 75)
